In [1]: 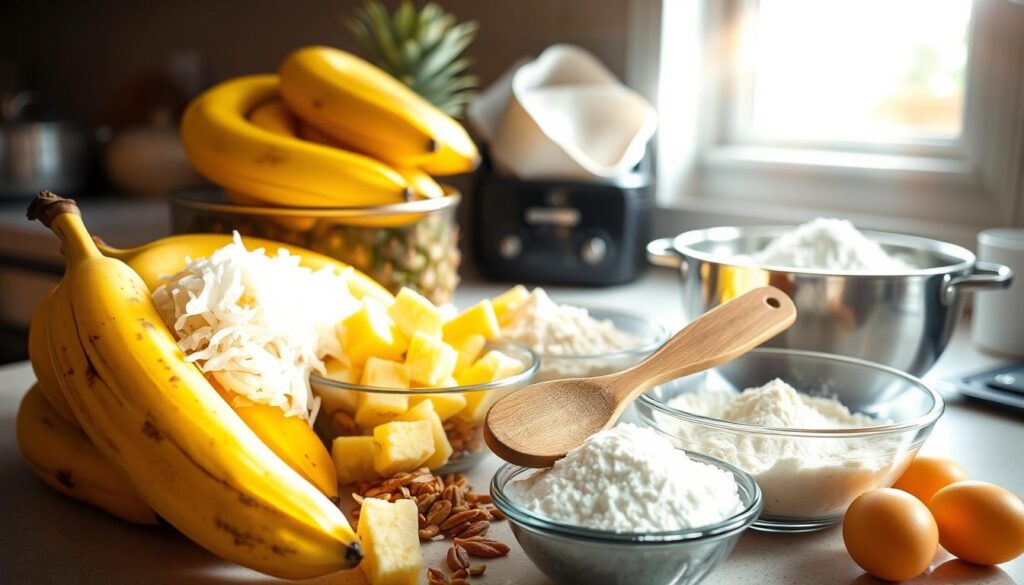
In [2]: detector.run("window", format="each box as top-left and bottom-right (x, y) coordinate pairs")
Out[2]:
(630, 0), (1024, 245)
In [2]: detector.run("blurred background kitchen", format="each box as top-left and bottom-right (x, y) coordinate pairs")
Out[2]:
(1, 0), (1022, 364)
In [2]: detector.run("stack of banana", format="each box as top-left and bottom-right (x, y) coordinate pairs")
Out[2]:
(180, 45), (479, 208)
(15, 192), (404, 579)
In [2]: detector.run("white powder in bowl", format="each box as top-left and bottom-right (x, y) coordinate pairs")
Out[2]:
(739, 217), (913, 272)
(510, 424), (744, 532)
(668, 379), (909, 518)
(500, 288), (640, 356)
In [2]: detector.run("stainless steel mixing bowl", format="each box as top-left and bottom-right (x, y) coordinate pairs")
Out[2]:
(648, 227), (1013, 376)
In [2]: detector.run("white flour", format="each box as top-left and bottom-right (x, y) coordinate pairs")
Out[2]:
(510, 424), (743, 532)
(500, 288), (640, 356)
(668, 379), (908, 518)
(743, 217), (913, 272)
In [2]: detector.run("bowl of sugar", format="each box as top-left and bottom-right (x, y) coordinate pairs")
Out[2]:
(647, 218), (1013, 376)
(490, 424), (762, 585)
(635, 348), (944, 532)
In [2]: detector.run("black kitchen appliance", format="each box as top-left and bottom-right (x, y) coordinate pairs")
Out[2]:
(472, 156), (653, 286)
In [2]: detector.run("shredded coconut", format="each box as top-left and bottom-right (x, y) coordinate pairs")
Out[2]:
(500, 288), (640, 356)
(739, 217), (913, 272)
(152, 232), (360, 421)
(668, 378), (908, 517)
(510, 424), (743, 532)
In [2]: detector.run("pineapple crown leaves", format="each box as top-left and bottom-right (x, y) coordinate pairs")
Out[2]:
(347, 0), (479, 117)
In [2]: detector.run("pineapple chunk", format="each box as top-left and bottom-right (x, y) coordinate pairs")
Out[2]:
(492, 284), (530, 325)
(455, 351), (526, 422)
(331, 436), (379, 485)
(341, 298), (407, 367)
(357, 498), (422, 585)
(361, 357), (410, 389)
(372, 420), (435, 476)
(410, 392), (467, 421)
(453, 334), (487, 375)
(405, 331), (458, 386)
(455, 350), (525, 386)
(318, 358), (360, 412)
(395, 400), (453, 469)
(355, 392), (409, 429)
(442, 300), (500, 344)
(387, 288), (443, 339)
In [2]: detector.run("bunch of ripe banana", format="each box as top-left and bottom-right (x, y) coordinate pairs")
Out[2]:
(180, 46), (479, 208)
(15, 192), (399, 579)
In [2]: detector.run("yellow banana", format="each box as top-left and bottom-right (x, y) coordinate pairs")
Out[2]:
(249, 97), (444, 202)
(279, 46), (479, 174)
(16, 384), (159, 525)
(97, 233), (396, 500)
(95, 232), (393, 305)
(33, 194), (361, 579)
(181, 74), (410, 207)
(211, 378), (339, 500)
(28, 289), (80, 428)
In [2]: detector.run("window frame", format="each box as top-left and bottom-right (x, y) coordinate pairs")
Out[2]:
(628, 0), (1024, 246)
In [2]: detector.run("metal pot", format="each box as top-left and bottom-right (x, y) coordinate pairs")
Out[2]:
(0, 92), (90, 198)
(0, 121), (90, 198)
(648, 227), (1014, 376)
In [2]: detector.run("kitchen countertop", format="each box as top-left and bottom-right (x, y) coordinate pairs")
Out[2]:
(1, 270), (1021, 584)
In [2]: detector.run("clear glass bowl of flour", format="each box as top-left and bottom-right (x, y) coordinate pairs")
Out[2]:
(491, 451), (762, 585)
(634, 348), (944, 532)
(524, 308), (670, 382)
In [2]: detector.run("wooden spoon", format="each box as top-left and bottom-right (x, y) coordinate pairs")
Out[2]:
(483, 285), (796, 468)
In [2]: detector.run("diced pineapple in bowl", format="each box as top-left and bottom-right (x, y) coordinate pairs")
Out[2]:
(312, 288), (539, 481)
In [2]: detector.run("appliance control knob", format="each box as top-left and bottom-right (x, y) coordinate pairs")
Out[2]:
(580, 236), (607, 265)
(498, 233), (523, 259)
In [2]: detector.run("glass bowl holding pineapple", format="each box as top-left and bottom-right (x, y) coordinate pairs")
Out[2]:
(311, 287), (539, 481)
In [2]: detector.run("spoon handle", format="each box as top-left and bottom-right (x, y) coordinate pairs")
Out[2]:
(606, 286), (796, 404)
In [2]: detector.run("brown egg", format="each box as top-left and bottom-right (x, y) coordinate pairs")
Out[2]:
(843, 488), (938, 581)
(929, 481), (1024, 565)
(892, 456), (969, 503)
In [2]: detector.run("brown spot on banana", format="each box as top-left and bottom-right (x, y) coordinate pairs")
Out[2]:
(214, 518), (265, 548)
(271, 544), (297, 556)
(141, 420), (163, 442)
(39, 416), (56, 429)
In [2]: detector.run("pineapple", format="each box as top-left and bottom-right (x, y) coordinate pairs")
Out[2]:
(388, 287), (443, 339)
(361, 357), (410, 389)
(357, 498), (423, 585)
(372, 420), (435, 476)
(456, 350), (526, 421)
(342, 298), (408, 367)
(409, 392), (466, 421)
(332, 436), (379, 484)
(395, 400), (452, 469)
(443, 300), (500, 344)
(405, 331), (458, 386)
(308, 212), (461, 305)
(492, 285), (530, 325)
(348, 1), (479, 118)
(452, 333), (486, 375)
(320, 357), (360, 412)
(355, 392), (408, 429)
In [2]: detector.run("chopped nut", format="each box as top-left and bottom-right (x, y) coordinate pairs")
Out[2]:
(419, 524), (440, 540)
(427, 567), (448, 585)
(487, 506), (506, 521)
(456, 520), (489, 538)
(456, 537), (510, 557)
(426, 499), (454, 525)
(468, 565), (486, 576)
(446, 544), (470, 571)
(452, 568), (468, 579)
(440, 509), (479, 531)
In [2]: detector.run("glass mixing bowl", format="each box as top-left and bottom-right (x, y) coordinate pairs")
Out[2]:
(310, 343), (538, 476)
(523, 307), (670, 382)
(634, 348), (944, 532)
(491, 451), (762, 585)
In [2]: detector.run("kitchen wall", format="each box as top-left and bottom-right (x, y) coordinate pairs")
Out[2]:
(2, 0), (632, 123)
